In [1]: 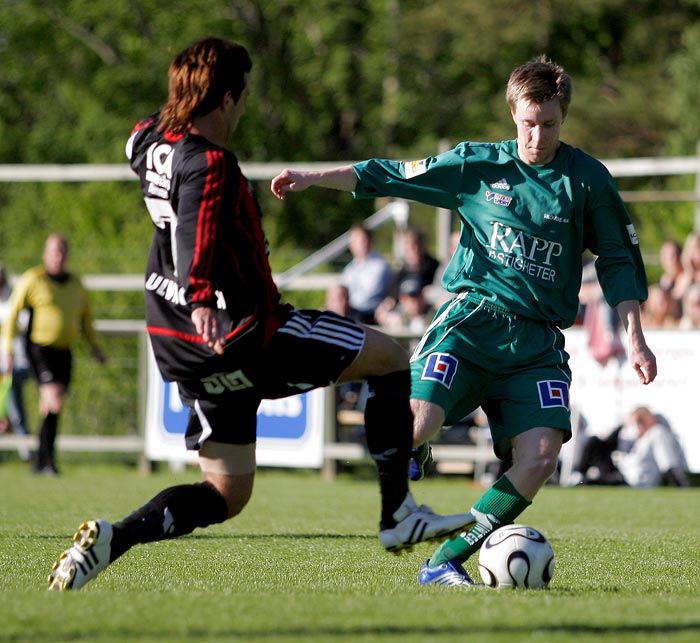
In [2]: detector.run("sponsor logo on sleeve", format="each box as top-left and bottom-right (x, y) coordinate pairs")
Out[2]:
(404, 159), (427, 179)
(626, 224), (639, 245)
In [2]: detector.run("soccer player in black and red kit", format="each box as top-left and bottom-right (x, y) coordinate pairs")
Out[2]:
(47, 37), (473, 591)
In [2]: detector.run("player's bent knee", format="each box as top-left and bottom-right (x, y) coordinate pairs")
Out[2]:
(200, 441), (256, 518)
(522, 453), (559, 485)
(203, 471), (255, 519)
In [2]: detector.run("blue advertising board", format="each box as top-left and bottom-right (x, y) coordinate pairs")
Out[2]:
(144, 346), (326, 467)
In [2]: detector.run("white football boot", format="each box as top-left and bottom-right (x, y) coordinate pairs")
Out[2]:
(379, 493), (474, 554)
(48, 519), (113, 591)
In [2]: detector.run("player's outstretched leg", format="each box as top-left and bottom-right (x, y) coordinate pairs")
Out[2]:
(361, 371), (474, 553)
(48, 520), (113, 591)
(378, 492), (474, 553)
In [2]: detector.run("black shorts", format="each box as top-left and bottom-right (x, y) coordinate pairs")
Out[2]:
(176, 309), (365, 449)
(27, 343), (73, 388)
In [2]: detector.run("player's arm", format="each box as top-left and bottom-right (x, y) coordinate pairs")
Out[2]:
(270, 165), (357, 199)
(176, 151), (232, 354)
(615, 299), (657, 385)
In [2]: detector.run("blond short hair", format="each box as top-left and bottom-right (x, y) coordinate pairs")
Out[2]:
(506, 55), (573, 118)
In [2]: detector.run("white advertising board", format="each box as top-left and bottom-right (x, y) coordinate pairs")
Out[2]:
(565, 328), (700, 472)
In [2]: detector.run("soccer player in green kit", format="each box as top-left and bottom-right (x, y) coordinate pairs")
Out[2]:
(271, 55), (657, 586)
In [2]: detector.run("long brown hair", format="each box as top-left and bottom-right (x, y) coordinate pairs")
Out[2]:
(158, 37), (252, 134)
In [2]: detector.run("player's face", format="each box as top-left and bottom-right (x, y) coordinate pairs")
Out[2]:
(348, 229), (371, 259)
(43, 236), (68, 276)
(511, 99), (563, 165)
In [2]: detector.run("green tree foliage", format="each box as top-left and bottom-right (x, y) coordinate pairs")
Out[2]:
(2, 1), (700, 437)
(2, 0), (700, 260)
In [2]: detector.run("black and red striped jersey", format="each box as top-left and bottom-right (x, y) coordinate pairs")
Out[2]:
(126, 113), (290, 381)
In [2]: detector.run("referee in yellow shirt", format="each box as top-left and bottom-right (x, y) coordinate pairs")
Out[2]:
(1, 234), (106, 474)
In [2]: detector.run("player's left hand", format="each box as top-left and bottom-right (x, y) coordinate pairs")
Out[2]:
(629, 342), (657, 385)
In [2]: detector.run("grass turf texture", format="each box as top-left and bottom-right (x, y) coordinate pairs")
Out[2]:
(0, 462), (698, 643)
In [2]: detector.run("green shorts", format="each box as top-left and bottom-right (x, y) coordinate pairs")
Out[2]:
(410, 292), (572, 457)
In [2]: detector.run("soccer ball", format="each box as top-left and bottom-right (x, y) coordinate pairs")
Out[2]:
(478, 524), (555, 589)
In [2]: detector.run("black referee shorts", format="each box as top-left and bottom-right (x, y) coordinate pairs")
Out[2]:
(27, 342), (73, 388)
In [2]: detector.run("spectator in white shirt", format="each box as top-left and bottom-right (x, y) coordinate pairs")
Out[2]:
(339, 225), (394, 324)
(575, 406), (689, 487)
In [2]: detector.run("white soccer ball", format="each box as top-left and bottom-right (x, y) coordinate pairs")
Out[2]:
(478, 524), (555, 589)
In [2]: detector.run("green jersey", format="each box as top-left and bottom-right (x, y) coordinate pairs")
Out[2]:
(353, 140), (647, 328)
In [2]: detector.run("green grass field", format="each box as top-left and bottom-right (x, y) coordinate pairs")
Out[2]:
(1, 461), (698, 643)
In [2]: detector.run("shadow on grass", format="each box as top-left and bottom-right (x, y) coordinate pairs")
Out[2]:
(32, 531), (378, 542)
(9, 621), (700, 642)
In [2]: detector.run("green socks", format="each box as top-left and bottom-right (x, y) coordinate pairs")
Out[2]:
(429, 475), (531, 566)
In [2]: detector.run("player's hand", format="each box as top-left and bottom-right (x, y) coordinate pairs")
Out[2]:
(191, 307), (225, 355)
(628, 342), (657, 385)
(270, 170), (314, 199)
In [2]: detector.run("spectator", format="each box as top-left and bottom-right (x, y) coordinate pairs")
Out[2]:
(679, 283), (700, 329)
(425, 230), (460, 309)
(325, 283), (366, 412)
(579, 259), (626, 365)
(376, 276), (435, 339)
(0, 266), (32, 460)
(657, 238), (683, 320)
(574, 406), (689, 487)
(385, 227), (439, 306)
(324, 283), (355, 319)
(674, 232), (700, 306)
(641, 284), (679, 329)
(339, 225), (394, 324)
(0, 235), (106, 475)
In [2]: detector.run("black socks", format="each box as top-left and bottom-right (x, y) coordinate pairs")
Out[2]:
(365, 370), (413, 527)
(110, 482), (229, 561)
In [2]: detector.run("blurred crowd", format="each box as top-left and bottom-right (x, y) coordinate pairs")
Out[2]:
(325, 225), (696, 489)
(641, 233), (700, 330)
(325, 225), (447, 343)
(326, 227), (700, 339)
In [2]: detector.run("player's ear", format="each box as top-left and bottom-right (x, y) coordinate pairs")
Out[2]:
(221, 91), (234, 110)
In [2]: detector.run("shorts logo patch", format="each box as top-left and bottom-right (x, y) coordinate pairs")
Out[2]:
(202, 370), (254, 394)
(422, 353), (458, 388)
(626, 223), (639, 245)
(537, 380), (569, 409)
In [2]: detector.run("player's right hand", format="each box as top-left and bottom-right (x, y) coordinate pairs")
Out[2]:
(270, 170), (311, 199)
(191, 307), (225, 355)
